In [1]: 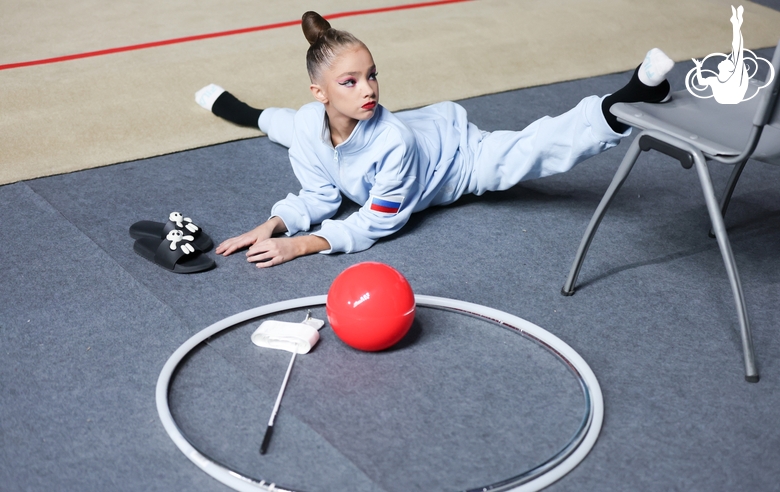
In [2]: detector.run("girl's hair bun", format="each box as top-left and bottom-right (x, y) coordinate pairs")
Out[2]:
(301, 11), (366, 81)
(302, 11), (332, 45)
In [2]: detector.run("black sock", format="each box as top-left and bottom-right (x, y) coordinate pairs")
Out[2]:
(211, 91), (263, 128)
(601, 65), (670, 133)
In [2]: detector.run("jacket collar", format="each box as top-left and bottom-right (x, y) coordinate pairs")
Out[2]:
(319, 105), (382, 154)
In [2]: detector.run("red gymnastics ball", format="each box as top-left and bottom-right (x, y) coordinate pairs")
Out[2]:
(326, 262), (416, 351)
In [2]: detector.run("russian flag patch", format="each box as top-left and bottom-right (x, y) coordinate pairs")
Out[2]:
(369, 195), (405, 215)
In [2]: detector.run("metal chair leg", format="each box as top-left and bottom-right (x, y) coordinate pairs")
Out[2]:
(562, 135), (644, 296)
(709, 158), (749, 238)
(692, 153), (758, 382)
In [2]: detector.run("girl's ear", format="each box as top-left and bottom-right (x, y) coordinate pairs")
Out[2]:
(310, 84), (328, 104)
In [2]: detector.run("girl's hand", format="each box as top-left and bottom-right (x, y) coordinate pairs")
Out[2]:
(216, 217), (329, 267)
(216, 225), (271, 256)
(247, 235), (331, 268)
(246, 237), (302, 267)
(216, 217), (286, 256)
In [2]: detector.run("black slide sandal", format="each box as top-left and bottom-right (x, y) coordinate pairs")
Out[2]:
(133, 231), (215, 274)
(130, 212), (213, 251)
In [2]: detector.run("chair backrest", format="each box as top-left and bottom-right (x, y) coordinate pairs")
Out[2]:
(755, 39), (780, 128)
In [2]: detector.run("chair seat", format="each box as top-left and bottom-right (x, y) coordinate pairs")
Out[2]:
(612, 79), (780, 164)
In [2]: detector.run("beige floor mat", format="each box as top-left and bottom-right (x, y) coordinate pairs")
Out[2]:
(1, 0), (778, 184)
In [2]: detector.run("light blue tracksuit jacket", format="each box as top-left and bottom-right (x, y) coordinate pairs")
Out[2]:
(258, 96), (627, 254)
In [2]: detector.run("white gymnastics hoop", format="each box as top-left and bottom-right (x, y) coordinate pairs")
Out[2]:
(156, 295), (604, 492)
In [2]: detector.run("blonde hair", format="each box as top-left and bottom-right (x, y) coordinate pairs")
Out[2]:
(301, 11), (367, 81)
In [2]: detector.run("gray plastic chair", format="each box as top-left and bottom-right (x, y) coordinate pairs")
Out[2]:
(561, 40), (780, 383)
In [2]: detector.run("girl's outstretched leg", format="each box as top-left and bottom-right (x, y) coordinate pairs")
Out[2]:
(601, 48), (675, 133)
(195, 84), (263, 128)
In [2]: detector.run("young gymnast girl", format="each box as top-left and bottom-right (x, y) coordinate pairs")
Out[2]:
(196, 11), (675, 268)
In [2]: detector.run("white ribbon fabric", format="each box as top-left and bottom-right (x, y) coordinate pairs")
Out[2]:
(251, 316), (324, 354)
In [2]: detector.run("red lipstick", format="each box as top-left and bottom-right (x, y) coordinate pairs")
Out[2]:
(362, 101), (377, 110)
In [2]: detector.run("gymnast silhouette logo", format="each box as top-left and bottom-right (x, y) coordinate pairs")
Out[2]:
(685, 5), (774, 104)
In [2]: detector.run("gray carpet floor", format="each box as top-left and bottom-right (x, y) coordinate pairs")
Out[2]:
(2, 42), (780, 490)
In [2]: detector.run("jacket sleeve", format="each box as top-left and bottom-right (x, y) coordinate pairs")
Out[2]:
(270, 116), (342, 236)
(313, 136), (422, 254)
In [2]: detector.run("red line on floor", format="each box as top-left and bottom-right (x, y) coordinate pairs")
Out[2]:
(0, 0), (471, 71)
